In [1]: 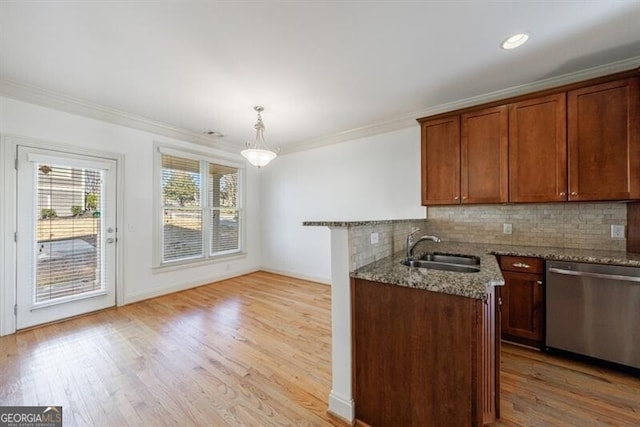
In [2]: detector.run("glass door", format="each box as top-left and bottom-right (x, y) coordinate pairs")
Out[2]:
(15, 146), (117, 329)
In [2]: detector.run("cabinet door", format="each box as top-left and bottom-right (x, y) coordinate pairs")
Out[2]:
(353, 278), (489, 426)
(461, 106), (508, 203)
(421, 116), (460, 205)
(509, 93), (567, 202)
(568, 78), (640, 201)
(500, 271), (544, 345)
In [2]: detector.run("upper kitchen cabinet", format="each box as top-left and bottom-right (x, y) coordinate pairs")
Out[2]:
(420, 106), (508, 206)
(461, 105), (508, 204)
(420, 116), (460, 205)
(417, 69), (640, 206)
(509, 93), (567, 203)
(567, 78), (640, 201)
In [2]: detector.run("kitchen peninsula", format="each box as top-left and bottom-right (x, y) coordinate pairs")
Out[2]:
(351, 241), (503, 426)
(303, 220), (504, 425)
(305, 218), (640, 426)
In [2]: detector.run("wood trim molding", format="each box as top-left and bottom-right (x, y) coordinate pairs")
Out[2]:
(258, 267), (330, 285)
(418, 64), (640, 123)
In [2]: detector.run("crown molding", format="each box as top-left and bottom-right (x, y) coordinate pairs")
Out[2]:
(282, 56), (640, 155)
(0, 79), (242, 153)
(2, 55), (639, 157)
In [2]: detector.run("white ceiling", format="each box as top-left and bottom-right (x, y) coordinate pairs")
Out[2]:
(1, 1), (640, 151)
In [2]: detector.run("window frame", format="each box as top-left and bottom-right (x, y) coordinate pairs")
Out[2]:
(153, 143), (246, 270)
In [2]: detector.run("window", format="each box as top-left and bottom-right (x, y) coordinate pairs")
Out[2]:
(157, 146), (244, 266)
(34, 161), (107, 303)
(209, 163), (240, 254)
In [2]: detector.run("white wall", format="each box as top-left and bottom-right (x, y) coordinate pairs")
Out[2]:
(0, 96), (262, 334)
(0, 95), (427, 335)
(260, 126), (426, 283)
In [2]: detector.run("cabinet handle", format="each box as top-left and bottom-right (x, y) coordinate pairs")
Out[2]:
(536, 280), (543, 285)
(559, 192), (566, 196)
(462, 196), (467, 200)
(454, 196), (459, 200)
(513, 262), (530, 269)
(570, 191), (578, 196)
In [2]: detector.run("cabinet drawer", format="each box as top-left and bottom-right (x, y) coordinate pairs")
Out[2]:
(499, 256), (543, 274)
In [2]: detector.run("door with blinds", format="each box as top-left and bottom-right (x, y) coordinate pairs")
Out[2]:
(15, 146), (118, 329)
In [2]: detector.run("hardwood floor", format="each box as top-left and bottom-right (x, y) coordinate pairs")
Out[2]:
(0, 272), (341, 426)
(1, 272), (639, 426)
(492, 343), (640, 427)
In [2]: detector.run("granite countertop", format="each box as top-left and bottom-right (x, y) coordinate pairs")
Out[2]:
(485, 243), (640, 267)
(350, 241), (640, 301)
(351, 242), (505, 300)
(303, 219), (425, 227)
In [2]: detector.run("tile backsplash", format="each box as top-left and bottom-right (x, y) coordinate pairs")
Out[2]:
(350, 220), (428, 270)
(426, 203), (627, 251)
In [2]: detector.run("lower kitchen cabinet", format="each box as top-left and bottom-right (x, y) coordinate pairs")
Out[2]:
(498, 256), (545, 348)
(352, 278), (499, 426)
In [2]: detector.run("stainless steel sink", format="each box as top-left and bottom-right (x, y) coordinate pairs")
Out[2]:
(419, 252), (480, 266)
(401, 252), (481, 273)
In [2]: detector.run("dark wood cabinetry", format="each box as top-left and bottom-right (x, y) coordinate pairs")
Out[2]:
(420, 116), (460, 205)
(498, 256), (544, 348)
(352, 278), (498, 426)
(461, 106), (509, 204)
(417, 71), (640, 206)
(568, 78), (640, 201)
(509, 94), (567, 203)
(420, 106), (508, 205)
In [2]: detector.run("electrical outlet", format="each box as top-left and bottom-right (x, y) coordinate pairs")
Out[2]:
(611, 225), (625, 239)
(503, 223), (513, 235)
(370, 232), (379, 244)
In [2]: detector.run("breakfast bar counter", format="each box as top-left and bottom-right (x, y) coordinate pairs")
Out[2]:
(351, 240), (640, 300)
(350, 242), (504, 299)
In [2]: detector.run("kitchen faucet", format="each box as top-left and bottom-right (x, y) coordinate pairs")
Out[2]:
(406, 229), (441, 257)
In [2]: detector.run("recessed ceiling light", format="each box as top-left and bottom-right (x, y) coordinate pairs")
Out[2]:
(501, 33), (529, 50)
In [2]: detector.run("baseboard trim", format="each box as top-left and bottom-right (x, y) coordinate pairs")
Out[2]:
(123, 267), (260, 304)
(327, 410), (356, 426)
(259, 267), (331, 285)
(328, 390), (355, 423)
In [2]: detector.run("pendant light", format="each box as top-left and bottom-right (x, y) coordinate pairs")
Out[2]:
(241, 106), (279, 168)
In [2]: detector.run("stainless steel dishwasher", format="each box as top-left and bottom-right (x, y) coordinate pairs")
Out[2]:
(546, 260), (640, 369)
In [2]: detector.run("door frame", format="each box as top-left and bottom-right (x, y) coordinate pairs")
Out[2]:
(1, 134), (125, 336)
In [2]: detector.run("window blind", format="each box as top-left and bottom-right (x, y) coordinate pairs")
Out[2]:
(158, 150), (243, 266)
(161, 154), (203, 262)
(35, 163), (105, 303)
(209, 163), (240, 254)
